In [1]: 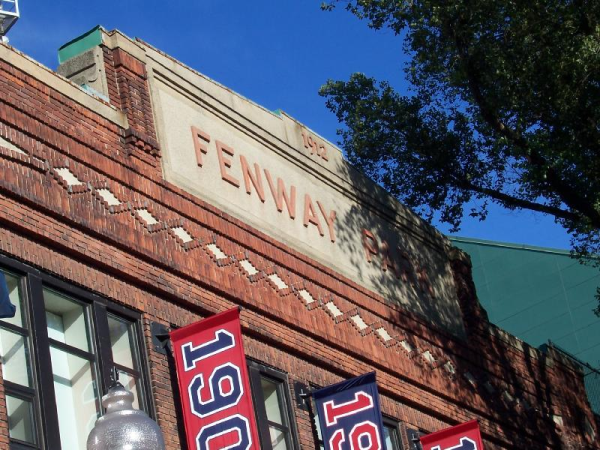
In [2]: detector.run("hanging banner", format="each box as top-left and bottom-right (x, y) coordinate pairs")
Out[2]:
(170, 307), (260, 450)
(313, 372), (385, 450)
(420, 420), (484, 450)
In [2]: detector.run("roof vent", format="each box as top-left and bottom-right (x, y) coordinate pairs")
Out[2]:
(0, 0), (19, 43)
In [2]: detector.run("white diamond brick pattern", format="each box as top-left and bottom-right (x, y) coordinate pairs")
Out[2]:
(350, 314), (368, 331)
(325, 302), (343, 318)
(135, 208), (159, 225)
(55, 168), (83, 186)
(207, 243), (227, 260)
(298, 289), (315, 305)
(464, 372), (477, 386)
(376, 327), (393, 342)
(444, 361), (456, 375)
(400, 340), (414, 353)
(172, 227), (193, 243)
(0, 136), (26, 155)
(268, 274), (288, 290)
(37, 153), (487, 403)
(422, 350), (436, 365)
(552, 415), (564, 427)
(239, 259), (259, 276)
(96, 188), (121, 206)
(502, 391), (515, 403)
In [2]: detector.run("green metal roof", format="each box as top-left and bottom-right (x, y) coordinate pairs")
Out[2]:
(58, 25), (103, 64)
(450, 235), (574, 255)
(451, 236), (599, 363)
(451, 237), (600, 413)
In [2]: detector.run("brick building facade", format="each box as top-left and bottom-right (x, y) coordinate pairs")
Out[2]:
(0, 28), (597, 449)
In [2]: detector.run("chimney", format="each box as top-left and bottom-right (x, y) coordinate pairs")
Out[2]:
(57, 27), (161, 174)
(56, 26), (110, 101)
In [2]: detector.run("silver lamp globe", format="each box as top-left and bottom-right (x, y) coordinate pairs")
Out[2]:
(87, 383), (166, 450)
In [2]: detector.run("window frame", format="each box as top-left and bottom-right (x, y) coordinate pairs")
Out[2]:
(104, 311), (149, 411)
(382, 416), (403, 450)
(247, 359), (300, 450)
(0, 253), (153, 450)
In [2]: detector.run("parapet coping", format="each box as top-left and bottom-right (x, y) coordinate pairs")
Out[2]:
(0, 43), (128, 129)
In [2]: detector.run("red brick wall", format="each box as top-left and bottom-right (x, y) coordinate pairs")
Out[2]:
(0, 45), (596, 450)
(103, 45), (161, 174)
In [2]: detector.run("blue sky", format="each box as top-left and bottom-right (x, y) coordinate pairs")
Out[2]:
(6, 1), (572, 249)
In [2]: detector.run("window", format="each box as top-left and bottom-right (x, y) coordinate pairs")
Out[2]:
(312, 406), (324, 450)
(0, 271), (37, 449)
(0, 256), (151, 450)
(382, 417), (403, 450)
(248, 360), (299, 450)
(107, 314), (146, 411)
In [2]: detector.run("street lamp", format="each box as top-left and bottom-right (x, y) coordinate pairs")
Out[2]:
(87, 382), (166, 450)
(0, 0), (20, 44)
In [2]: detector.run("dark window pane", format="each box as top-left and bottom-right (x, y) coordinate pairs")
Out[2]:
(6, 394), (36, 444)
(118, 369), (141, 410)
(383, 422), (402, 450)
(44, 289), (91, 353)
(50, 345), (100, 450)
(0, 329), (31, 387)
(108, 314), (136, 370)
(261, 377), (284, 425)
(269, 425), (288, 450)
(249, 362), (297, 450)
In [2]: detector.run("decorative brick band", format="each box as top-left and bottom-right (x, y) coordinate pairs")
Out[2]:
(123, 127), (160, 157)
(0, 139), (563, 435)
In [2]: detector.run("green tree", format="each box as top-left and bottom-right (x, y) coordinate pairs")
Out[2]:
(320, 0), (600, 311)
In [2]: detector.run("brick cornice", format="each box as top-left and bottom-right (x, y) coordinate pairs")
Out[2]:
(0, 146), (586, 446)
(113, 47), (147, 78)
(123, 126), (160, 156)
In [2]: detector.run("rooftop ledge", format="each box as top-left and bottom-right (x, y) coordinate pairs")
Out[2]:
(0, 41), (128, 129)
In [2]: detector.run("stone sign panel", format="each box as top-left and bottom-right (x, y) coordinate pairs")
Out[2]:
(148, 50), (465, 336)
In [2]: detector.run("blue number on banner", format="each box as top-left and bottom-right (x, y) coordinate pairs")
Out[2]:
(189, 363), (244, 418)
(182, 329), (235, 371)
(431, 437), (477, 450)
(196, 414), (252, 450)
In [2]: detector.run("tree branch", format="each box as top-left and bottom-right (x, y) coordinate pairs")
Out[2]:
(457, 179), (582, 223)
(451, 28), (600, 228)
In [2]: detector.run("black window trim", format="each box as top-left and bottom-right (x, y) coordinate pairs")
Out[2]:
(382, 415), (404, 450)
(3, 386), (39, 450)
(247, 358), (300, 450)
(0, 252), (153, 449)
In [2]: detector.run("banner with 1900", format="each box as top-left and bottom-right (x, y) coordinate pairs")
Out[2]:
(313, 372), (385, 450)
(170, 308), (260, 450)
